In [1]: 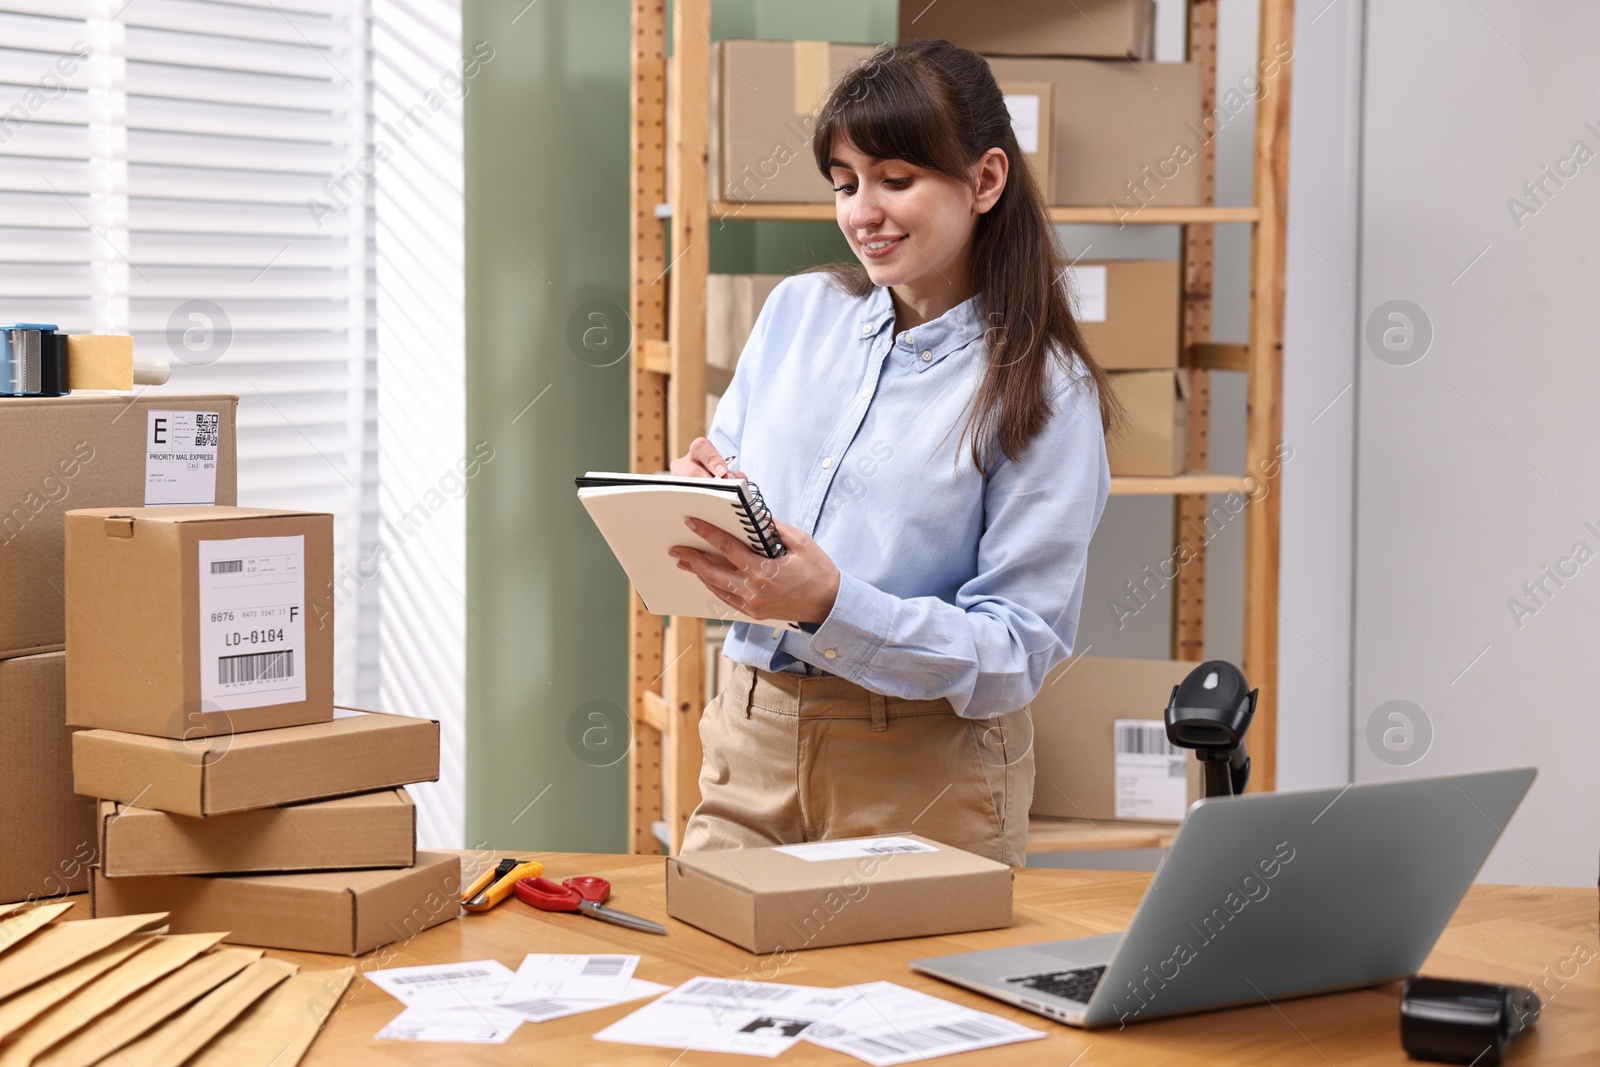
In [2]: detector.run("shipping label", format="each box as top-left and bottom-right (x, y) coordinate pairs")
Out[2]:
(198, 535), (306, 711)
(145, 410), (220, 505)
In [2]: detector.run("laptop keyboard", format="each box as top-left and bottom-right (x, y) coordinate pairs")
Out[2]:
(1005, 965), (1106, 1005)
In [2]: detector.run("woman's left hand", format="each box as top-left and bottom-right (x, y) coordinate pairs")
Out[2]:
(670, 519), (840, 625)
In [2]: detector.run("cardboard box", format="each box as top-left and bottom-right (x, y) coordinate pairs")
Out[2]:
(65, 506), (335, 738)
(712, 40), (878, 205)
(1107, 370), (1189, 477)
(705, 273), (785, 430)
(1063, 260), (1181, 370)
(99, 788), (416, 877)
(667, 834), (1012, 953)
(73, 708), (440, 818)
(92, 850), (461, 955)
(0, 394), (237, 661)
(998, 81), (1054, 198)
(0, 652), (96, 903)
(1031, 657), (1204, 822)
(900, 0), (1155, 60)
(983, 57), (1204, 207)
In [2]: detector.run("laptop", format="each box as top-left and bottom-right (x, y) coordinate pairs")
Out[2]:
(910, 767), (1536, 1029)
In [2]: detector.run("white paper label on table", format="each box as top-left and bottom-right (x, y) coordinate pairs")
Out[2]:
(367, 960), (514, 1010)
(804, 981), (1047, 1066)
(504, 978), (670, 1024)
(145, 410), (220, 505)
(1113, 718), (1187, 820)
(377, 1006), (523, 1044)
(593, 977), (856, 1057)
(1065, 264), (1109, 323)
(496, 954), (638, 1004)
(198, 535), (307, 712)
(1003, 93), (1041, 154)
(772, 837), (938, 863)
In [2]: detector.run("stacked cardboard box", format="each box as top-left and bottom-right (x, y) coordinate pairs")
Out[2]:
(0, 395), (238, 905)
(64, 505), (457, 955)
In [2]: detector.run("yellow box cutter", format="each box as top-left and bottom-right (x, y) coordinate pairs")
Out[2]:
(462, 856), (544, 912)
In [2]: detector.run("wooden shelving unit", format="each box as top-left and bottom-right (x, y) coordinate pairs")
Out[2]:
(628, 0), (1293, 856)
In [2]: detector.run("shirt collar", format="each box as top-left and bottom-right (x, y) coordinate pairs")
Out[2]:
(857, 286), (986, 372)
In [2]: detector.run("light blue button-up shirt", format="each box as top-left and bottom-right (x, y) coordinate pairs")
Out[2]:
(708, 271), (1110, 719)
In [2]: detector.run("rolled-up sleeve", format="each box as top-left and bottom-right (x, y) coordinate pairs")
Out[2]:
(800, 374), (1110, 718)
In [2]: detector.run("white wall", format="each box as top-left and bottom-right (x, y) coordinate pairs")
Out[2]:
(1355, 0), (1600, 886)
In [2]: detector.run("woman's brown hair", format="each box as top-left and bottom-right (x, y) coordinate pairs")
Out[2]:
(810, 38), (1121, 470)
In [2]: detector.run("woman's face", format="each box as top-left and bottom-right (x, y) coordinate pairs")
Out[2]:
(827, 138), (1006, 297)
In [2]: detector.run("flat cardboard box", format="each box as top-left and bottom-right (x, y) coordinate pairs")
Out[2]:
(0, 652), (96, 903)
(73, 708), (440, 818)
(983, 57), (1205, 207)
(667, 833), (1012, 953)
(1031, 656), (1204, 822)
(92, 851), (461, 955)
(1107, 370), (1189, 477)
(712, 40), (879, 205)
(1064, 260), (1181, 370)
(65, 506), (334, 738)
(901, 0), (1155, 60)
(99, 789), (416, 877)
(0, 394), (237, 661)
(705, 273), (785, 430)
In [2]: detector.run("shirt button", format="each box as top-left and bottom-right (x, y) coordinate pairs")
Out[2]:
(821, 457), (832, 468)
(861, 323), (872, 335)
(823, 648), (838, 659)
(860, 389), (870, 400)
(920, 350), (933, 362)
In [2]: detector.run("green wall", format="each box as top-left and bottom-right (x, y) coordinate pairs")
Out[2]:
(464, 0), (897, 855)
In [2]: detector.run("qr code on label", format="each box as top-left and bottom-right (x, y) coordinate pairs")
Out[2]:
(195, 412), (219, 448)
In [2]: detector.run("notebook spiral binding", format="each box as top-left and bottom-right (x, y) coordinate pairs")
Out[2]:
(738, 481), (787, 558)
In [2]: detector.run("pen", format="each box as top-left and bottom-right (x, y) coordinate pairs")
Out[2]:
(719, 454), (737, 479)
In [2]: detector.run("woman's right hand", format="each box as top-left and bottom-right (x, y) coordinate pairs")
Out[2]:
(670, 436), (744, 480)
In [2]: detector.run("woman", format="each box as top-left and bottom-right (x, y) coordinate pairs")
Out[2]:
(668, 39), (1117, 867)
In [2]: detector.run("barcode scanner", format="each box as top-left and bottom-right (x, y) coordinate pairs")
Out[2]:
(1400, 976), (1541, 1064)
(1164, 660), (1257, 799)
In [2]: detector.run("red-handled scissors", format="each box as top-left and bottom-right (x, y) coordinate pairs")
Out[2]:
(513, 876), (667, 935)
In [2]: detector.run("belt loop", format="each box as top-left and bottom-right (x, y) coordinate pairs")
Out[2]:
(869, 690), (888, 732)
(744, 664), (758, 719)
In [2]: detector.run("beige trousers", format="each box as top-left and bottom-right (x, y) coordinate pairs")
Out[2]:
(680, 663), (1034, 867)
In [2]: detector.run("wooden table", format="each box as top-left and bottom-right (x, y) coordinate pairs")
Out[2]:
(253, 852), (1596, 1065)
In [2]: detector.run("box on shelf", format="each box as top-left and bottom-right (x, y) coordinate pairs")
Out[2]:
(92, 850), (461, 955)
(1107, 369), (1189, 478)
(1031, 656), (1203, 823)
(900, 0), (1155, 60)
(705, 274), (785, 430)
(73, 708), (441, 818)
(983, 57), (1204, 207)
(99, 788), (416, 878)
(0, 394), (238, 661)
(1062, 260), (1181, 370)
(65, 506), (335, 738)
(711, 40), (878, 205)
(667, 833), (1011, 953)
(0, 652), (95, 903)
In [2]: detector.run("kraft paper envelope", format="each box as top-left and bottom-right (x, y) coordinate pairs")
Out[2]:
(0, 913), (168, 1001)
(34, 946), (262, 1067)
(113, 957), (298, 1067)
(0, 934), (159, 1044)
(0, 904), (73, 959)
(0, 933), (226, 1067)
(186, 967), (354, 1067)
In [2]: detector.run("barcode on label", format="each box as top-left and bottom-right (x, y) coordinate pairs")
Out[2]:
(837, 1017), (1012, 1055)
(1115, 721), (1178, 757)
(389, 967), (494, 985)
(195, 412), (219, 447)
(582, 956), (626, 976)
(863, 844), (928, 854)
(685, 979), (791, 1001)
(210, 560), (243, 574)
(218, 650), (295, 685)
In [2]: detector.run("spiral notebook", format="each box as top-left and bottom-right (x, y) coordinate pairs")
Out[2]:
(574, 472), (801, 631)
